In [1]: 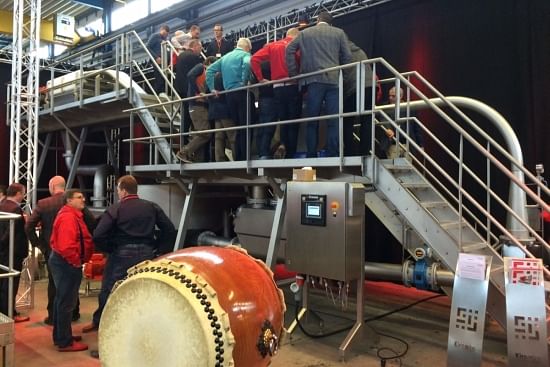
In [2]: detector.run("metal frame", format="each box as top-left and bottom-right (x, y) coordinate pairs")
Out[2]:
(9, 0), (42, 210)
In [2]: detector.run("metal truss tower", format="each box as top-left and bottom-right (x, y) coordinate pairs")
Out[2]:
(9, 0), (41, 210)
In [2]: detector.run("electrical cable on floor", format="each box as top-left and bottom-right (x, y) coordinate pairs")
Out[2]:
(374, 329), (408, 366)
(293, 293), (445, 356)
(364, 293), (444, 323)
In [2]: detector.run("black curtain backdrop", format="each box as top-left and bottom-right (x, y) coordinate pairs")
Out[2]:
(0, 64), (10, 185)
(333, 0), (550, 261)
(338, 0), (549, 174)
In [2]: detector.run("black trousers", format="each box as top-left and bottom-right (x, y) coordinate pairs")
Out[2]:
(343, 89), (373, 156)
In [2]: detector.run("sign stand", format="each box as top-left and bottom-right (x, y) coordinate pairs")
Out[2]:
(447, 253), (492, 367)
(504, 257), (548, 367)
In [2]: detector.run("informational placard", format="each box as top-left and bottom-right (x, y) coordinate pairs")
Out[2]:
(54, 14), (75, 44)
(447, 253), (492, 367)
(504, 257), (548, 367)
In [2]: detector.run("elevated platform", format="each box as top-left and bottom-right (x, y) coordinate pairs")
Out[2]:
(38, 90), (131, 133)
(128, 156), (371, 183)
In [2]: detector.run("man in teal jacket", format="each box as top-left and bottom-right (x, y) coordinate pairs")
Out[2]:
(206, 37), (252, 160)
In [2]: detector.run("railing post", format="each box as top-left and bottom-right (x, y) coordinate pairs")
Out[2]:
(338, 68), (344, 170)
(458, 134), (464, 251)
(486, 142), (491, 244)
(79, 55), (84, 108)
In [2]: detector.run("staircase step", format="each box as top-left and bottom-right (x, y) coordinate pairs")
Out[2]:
(421, 201), (449, 209)
(440, 220), (468, 229)
(460, 242), (488, 252)
(402, 182), (432, 189)
(384, 164), (414, 172)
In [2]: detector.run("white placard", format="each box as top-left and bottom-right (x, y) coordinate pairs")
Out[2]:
(456, 253), (487, 280)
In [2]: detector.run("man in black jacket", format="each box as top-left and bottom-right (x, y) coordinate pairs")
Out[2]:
(205, 24), (233, 58)
(146, 24), (170, 94)
(82, 175), (176, 338)
(175, 39), (203, 144)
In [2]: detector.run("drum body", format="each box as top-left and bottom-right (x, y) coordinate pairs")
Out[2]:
(98, 246), (285, 367)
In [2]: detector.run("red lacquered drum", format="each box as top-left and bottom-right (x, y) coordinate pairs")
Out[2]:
(99, 246), (286, 367)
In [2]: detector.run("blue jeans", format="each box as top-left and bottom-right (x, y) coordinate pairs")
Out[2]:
(305, 83), (339, 157)
(274, 85), (301, 158)
(92, 244), (155, 326)
(226, 90), (254, 161)
(257, 97), (278, 158)
(49, 252), (82, 347)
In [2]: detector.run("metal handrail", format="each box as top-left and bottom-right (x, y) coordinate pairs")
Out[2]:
(402, 70), (550, 199)
(374, 61), (548, 215)
(126, 31), (181, 101)
(0, 211), (23, 318)
(378, 108), (548, 258)
(374, 115), (500, 246)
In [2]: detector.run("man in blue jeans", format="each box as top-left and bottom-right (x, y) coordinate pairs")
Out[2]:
(286, 11), (351, 157)
(49, 189), (94, 352)
(83, 175), (176, 359)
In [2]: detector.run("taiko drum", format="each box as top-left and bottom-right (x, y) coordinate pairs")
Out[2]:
(98, 246), (285, 367)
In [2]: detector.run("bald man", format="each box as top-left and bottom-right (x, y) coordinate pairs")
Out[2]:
(25, 176), (96, 325)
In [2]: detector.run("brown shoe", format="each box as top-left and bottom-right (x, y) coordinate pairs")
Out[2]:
(82, 323), (99, 333)
(58, 341), (88, 352)
(176, 149), (193, 163)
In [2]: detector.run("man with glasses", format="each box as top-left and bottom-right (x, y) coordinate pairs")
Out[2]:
(48, 189), (94, 351)
(25, 176), (96, 326)
(83, 175), (176, 358)
(206, 24), (233, 58)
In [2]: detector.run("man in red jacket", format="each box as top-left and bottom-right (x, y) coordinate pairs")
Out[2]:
(49, 189), (94, 352)
(251, 27), (301, 159)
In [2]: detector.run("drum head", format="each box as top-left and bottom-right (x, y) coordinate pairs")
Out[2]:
(99, 276), (219, 367)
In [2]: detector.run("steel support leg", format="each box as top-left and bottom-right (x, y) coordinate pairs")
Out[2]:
(174, 179), (197, 251)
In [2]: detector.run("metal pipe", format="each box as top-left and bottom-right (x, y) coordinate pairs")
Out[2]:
(197, 231), (238, 247)
(364, 261), (454, 288)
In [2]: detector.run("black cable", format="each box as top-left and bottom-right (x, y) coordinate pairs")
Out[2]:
(375, 329), (408, 366)
(364, 293), (445, 323)
(293, 293), (445, 339)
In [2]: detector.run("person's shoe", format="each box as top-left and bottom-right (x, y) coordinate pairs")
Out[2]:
(57, 341), (88, 352)
(43, 317), (53, 326)
(54, 336), (82, 346)
(176, 149), (193, 163)
(71, 313), (80, 322)
(82, 323), (99, 333)
(13, 315), (30, 323)
(273, 144), (286, 159)
(90, 350), (100, 359)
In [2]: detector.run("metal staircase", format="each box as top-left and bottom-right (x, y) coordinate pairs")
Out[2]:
(360, 62), (550, 337)
(365, 156), (508, 327)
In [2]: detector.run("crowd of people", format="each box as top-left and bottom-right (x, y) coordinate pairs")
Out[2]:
(146, 11), (423, 164)
(0, 176), (176, 356)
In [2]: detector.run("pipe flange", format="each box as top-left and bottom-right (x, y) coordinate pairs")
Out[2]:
(402, 259), (413, 287)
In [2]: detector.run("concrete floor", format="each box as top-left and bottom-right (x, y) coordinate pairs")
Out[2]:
(10, 279), (508, 366)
